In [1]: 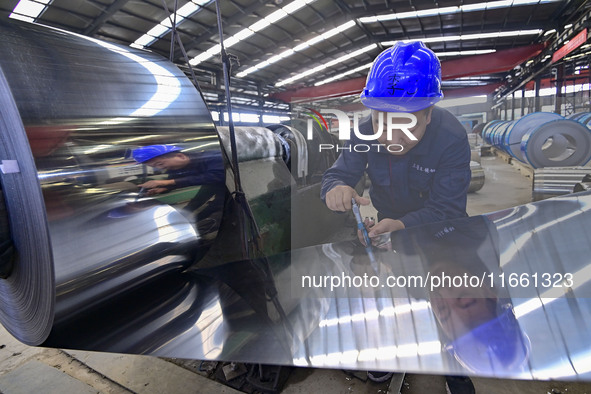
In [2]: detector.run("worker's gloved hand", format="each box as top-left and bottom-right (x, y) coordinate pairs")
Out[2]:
(368, 218), (405, 237)
(357, 217), (375, 246)
(325, 185), (370, 212)
(359, 218), (405, 250)
(138, 179), (175, 195)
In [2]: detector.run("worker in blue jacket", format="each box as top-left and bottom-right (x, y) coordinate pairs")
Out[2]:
(321, 41), (471, 241)
(132, 144), (226, 222)
(132, 145), (225, 195)
(322, 41), (474, 393)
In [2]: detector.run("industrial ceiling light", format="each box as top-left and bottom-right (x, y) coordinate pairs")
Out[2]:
(382, 29), (542, 46)
(434, 49), (496, 57)
(130, 0), (210, 49)
(189, 0), (317, 66)
(313, 50), (496, 87)
(238, 1), (550, 79)
(359, 0), (560, 23)
(9, 0), (52, 22)
(236, 20), (357, 77)
(275, 44), (377, 87)
(314, 63), (372, 86)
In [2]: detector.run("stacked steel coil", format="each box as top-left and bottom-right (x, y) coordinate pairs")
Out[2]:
(532, 167), (591, 201)
(568, 111), (591, 128)
(482, 112), (591, 168)
(468, 161), (485, 193)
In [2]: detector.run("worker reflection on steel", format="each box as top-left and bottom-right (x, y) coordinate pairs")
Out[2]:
(409, 217), (530, 377)
(132, 145), (226, 224)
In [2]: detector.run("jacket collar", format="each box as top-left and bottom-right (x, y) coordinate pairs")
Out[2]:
(406, 106), (439, 156)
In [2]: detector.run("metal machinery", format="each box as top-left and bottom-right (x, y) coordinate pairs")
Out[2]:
(1, 19), (591, 384)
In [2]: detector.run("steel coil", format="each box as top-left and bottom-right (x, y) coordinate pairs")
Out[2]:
(503, 112), (563, 160)
(532, 167), (591, 201)
(482, 113), (591, 168)
(0, 19), (227, 345)
(520, 118), (591, 168)
(468, 161), (485, 192)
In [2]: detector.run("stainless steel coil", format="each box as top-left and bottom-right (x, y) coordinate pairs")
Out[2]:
(0, 19), (227, 345)
(502, 112), (563, 160)
(482, 113), (591, 168)
(532, 167), (591, 201)
(468, 161), (485, 193)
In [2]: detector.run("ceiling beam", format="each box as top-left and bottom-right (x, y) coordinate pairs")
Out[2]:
(242, 22), (545, 85)
(441, 44), (546, 79)
(270, 45), (545, 102)
(83, 0), (131, 36)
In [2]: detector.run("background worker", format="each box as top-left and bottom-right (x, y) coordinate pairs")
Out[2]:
(321, 42), (474, 393)
(132, 144), (226, 223)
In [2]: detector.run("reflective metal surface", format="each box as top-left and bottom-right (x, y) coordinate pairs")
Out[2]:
(0, 19), (226, 344)
(40, 192), (591, 381)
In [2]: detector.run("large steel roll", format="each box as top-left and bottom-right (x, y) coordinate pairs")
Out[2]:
(532, 167), (591, 201)
(482, 120), (506, 145)
(574, 112), (591, 129)
(502, 112), (562, 160)
(0, 20), (227, 345)
(482, 113), (591, 168)
(520, 118), (591, 168)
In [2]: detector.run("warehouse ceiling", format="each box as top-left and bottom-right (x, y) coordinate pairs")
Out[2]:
(1, 0), (590, 116)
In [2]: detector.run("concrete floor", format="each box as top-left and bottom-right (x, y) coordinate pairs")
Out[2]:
(1, 154), (591, 393)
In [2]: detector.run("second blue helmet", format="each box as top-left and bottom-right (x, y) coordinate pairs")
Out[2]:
(132, 144), (182, 163)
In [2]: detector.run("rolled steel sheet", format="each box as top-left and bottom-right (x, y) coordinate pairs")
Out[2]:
(502, 112), (563, 160)
(493, 121), (512, 149)
(567, 112), (590, 121)
(482, 114), (591, 168)
(482, 120), (508, 147)
(267, 124), (310, 180)
(532, 167), (591, 201)
(468, 161), (485, 193)
(0, 19), (226, 345)
(576, 113), (591, 129)
(520, 118), (591, 168)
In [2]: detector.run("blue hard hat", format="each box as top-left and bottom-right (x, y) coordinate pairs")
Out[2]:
(132, 145), (182, 163)
(360, 41), (444, 112)
(445, 305), (530, 373)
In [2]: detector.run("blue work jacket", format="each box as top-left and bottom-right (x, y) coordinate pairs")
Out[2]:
(167, 151), (225, 188)
(321, 106), (471, 228)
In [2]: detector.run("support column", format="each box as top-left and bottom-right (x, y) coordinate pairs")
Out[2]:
(534, 76), (542, 113)
(554, 64), (564, 115)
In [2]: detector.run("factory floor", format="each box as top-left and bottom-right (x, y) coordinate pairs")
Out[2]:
(1, 155), (591, 394)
